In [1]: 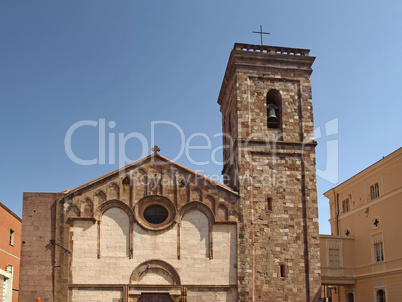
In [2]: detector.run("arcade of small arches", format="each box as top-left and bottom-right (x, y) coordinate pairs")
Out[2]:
(68, 190), (238, 301)
(65, 168), (239, 225)
(64, 165), (239, 301)
(67, 194), (237, 260)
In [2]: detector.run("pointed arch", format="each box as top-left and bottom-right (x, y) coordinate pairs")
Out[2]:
(191, 187), (202, 202)
(122, 175), (132, 207)
(135, 168), (148, 199)
(122, 176), (131, 185)
(95, 190), (107, 204)
(178, 179), (189, 204)
(204, 195), (216, 213)
(148, 169), (162, 195)
(68, 204), (81, 217)
(160, 172), (170, 196)
(217, 204), (229, 221)
(109, 183), (120, 200)
(82, 198), (93, 217)
(231, 210), (241, 222)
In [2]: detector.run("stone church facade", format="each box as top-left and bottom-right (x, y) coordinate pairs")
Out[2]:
(19, 43), (321, 301)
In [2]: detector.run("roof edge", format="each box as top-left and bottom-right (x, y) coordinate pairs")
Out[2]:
(323, 147), (402, 196)
(66, 153), (239, 197)
(0, 201), (22, 222)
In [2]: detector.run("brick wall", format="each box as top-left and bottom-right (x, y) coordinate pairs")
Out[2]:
(0, 202), (21, 302)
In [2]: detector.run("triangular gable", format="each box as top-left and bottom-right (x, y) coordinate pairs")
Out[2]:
(65, 153), (238, 199)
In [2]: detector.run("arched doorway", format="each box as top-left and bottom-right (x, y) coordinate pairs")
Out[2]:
(129, 260), (182, 301)
(346, 292), (354, 302)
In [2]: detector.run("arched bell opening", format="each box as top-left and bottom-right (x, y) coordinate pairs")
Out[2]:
(266, 89), (282, 129)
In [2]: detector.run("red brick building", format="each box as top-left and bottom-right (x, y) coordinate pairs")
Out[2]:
(0, 202), (21, 302)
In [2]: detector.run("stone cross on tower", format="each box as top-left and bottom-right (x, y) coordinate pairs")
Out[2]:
(252, 25), (270, 46)
(152, 145), (160, 154)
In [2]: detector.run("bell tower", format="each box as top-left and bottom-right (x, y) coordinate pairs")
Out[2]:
(218, 43), (321, 301)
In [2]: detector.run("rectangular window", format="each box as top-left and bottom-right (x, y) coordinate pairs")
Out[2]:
(267, 197), (273, 211)
(9, 229), (14, 246)
(374, 242), (384, 263)
(280, 265), (286, 278)
(342, 198), (350, 213)
(376, 289), (386, 302)
(371, 183), (380, 200)
(329, 248), (340, 267)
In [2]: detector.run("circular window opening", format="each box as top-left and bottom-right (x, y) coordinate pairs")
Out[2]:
(372, 217), (380, 229)
(143, 205), (168, 224)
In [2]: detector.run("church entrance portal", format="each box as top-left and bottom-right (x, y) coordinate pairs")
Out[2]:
(138, 293), (173, 302)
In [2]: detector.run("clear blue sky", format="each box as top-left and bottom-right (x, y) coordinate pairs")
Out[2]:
(1, 1), (401, 234)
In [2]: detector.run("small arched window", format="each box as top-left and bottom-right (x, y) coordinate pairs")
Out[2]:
(266, 89), (282, 129)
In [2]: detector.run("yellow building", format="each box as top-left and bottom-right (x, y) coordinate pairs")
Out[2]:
(320, 147), (402, 301)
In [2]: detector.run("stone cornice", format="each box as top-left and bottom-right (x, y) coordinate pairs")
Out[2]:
(323, 147), (402, 197)
(218, 43), (315, 108)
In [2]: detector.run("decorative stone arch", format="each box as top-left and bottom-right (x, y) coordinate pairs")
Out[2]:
(178, 178), (190, 204)
(179, 201), (215, 226)
(148, 168), (162, 195)
(95, 189), (107, 203)
(136, 168), (148, 198)
(204, 194), (216, 214)
(130, 260), (181, 285)
(137, 167), (147, 174)
(121, 175), (132, 207)
(109, 182), (120, 200)
(122, 176), (131, 185)
(95, 199), (135, 259)
(191, 187), (202, 202)
(95, 199), (135, 223)
(81, 197), (94, 217)
(67, 204), (81, 218)
(160, 171), (170, 196)
(179, 202), (215, 259)
(217, 203), (229, 221)
(231, 210), (241, 222)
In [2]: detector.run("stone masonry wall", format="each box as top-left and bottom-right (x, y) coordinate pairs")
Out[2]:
(71, 288), (122, 302)
(101, 208), (130, 257)
(19, 193), (62, 302)
(71, 219), (237, 286)
(50, 156), (240, 301)
(234, 67), (321, 301)
(186, 287), (237, 301)
(218, 46), (321, 301)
